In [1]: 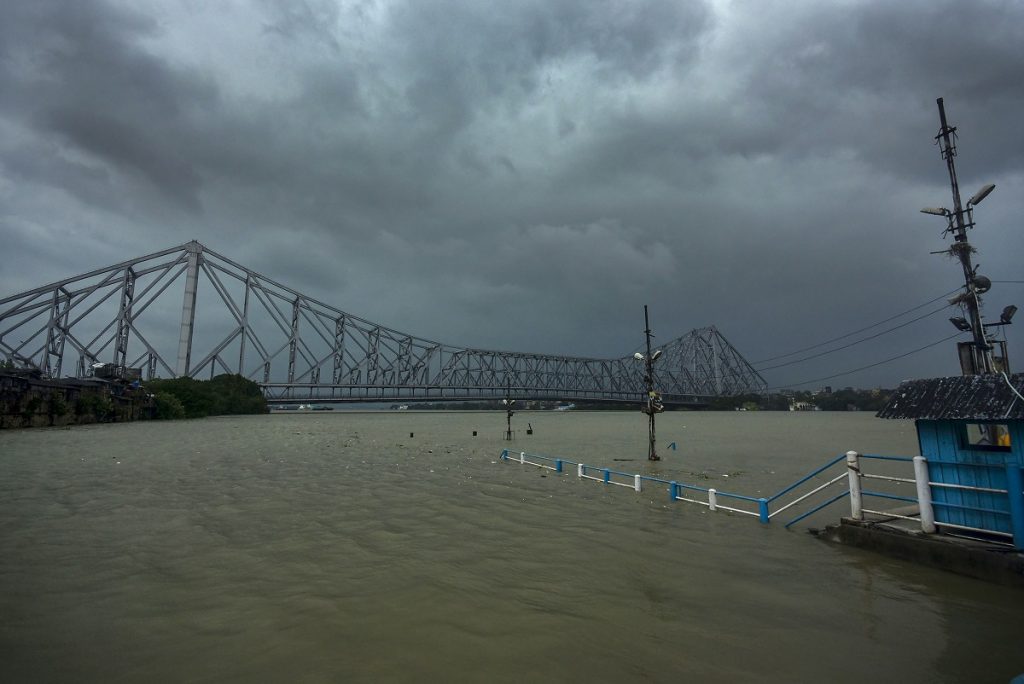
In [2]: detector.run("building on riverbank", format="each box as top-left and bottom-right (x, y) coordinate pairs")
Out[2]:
(0, 368), (153, 428)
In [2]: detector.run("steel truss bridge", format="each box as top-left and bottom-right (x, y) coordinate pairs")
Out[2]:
(1, 241), (766, 405)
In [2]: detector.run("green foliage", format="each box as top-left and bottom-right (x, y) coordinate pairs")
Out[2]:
(146, 374), (266, 419)
(46, 392), (68, 425)
(75, 394), (95, 417)
(20, 395), (43, 425)
(96, 395), (113, 420)
(147, 377), (213, 418)
(154, 393), (186, 420)
(74, 393), (113, 421)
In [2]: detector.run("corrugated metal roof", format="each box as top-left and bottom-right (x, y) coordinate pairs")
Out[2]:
(876, 373), (1024, 420)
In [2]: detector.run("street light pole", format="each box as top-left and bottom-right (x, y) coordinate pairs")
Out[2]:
(933, 97), (993, 373)
(641, 305), (662, 461)
(503, 381), (515, 441)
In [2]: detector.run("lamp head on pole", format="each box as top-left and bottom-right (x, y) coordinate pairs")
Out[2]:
(949, 316), (972, 332)
(967, 183), (995, 207)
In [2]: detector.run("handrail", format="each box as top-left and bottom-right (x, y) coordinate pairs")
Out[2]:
(784, 491), (849, 529)
(498, 448), (1024, 549)
(766, 453), (847, 503)
(769, 472), (847, 519)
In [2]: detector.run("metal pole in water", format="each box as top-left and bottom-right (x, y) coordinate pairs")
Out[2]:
(913, 456), (936, 534)
(846, 450), (863, 520)
(708, 488), (717, 511)
(636, 305), (664, 461)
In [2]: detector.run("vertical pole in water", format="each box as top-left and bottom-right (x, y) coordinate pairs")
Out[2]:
(643, 305), (660, 461)
(758, 498), (769, 524)
(500, 449), (508, 461)
(519, 451), (525, 464)
(1005, 464), (1024, 551)
(913, 456), (936, 534)
(846, 450), (863, 520)
(708, 488), (717, 512)
(669, 481), (678, 502)
(555, 459), (563, 473)
(634, 474), (642, 493)
(603, 469), (610, 484)
(577, 463), (584, 479)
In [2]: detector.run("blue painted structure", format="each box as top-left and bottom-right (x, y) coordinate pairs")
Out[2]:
(878, 373), (1024, 545)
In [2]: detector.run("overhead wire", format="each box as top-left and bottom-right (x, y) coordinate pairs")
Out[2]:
(751, 287), (960, 365)
(765, 332), (966, 390)
(754, 303), (952, 372)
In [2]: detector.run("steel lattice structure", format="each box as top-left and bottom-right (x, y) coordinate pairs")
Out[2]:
(0, 241), (766, 404)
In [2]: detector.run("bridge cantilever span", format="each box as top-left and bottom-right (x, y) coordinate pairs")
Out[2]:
(0, 241), (766, 403)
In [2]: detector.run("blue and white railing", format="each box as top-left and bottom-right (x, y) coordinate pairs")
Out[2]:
(500, 448), (770, 522)
(498, 448), (1024, 549)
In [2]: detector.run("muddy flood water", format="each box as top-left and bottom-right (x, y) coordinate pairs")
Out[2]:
(2, 411), (1022, 682)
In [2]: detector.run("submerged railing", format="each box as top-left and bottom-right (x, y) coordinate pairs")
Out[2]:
(499, 448), (1024, 549)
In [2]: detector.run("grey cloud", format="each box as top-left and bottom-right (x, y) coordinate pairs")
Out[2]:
(1, 0), (1021, 388)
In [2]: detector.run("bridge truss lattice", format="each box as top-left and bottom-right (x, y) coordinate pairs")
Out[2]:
(0, 241), (766, 403)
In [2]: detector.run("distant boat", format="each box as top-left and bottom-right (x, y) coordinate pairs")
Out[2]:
(554, 403), (576, 411)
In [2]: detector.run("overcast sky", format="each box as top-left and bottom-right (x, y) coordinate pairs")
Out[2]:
(1, 0), (1022, 390)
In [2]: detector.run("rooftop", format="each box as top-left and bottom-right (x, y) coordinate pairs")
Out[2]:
(877, 373), (1024, 420)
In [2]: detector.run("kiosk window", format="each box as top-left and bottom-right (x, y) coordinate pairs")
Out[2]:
(962, 423), (1011, 451)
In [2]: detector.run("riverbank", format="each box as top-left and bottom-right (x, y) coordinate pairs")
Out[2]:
(0, 368), (153, 428)
(0, 371), (266, 429)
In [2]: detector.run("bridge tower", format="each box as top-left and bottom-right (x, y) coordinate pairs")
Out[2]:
(175, 241), (202, 377)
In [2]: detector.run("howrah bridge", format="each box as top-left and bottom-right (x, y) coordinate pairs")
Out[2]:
(0, 241), (767, 405)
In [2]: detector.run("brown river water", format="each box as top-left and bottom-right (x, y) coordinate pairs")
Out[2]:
(1, 411), (1022, 683)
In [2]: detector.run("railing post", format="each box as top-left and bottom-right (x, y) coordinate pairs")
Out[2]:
(846, 450), (863, 521)
(519, 451), (525, 464)
(1006, 464), (1024, 551)
(500, 449), (508, 461)
(603, 468), (610, 484)
(708, 488), (717, 511)
(577, 463), (584, 479)
(555, 459), (563, 473)
(913, 456), (936, 534)
(669, 481), (678, 502)
(634, 474), (642, 493)
(758, 498), (769, 524)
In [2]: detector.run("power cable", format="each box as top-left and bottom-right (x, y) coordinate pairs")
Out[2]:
(751, 288), (960, 364)
(765, 331), (965, 390)
(755, 303), (951, 372)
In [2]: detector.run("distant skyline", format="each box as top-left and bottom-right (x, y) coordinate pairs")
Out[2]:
(2, 0), (1022, 389)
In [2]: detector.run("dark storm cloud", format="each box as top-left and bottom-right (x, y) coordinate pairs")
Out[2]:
(1, 0), (1022, 388)
(0, 1), (220, 215)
